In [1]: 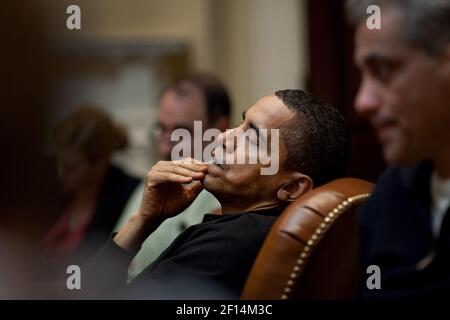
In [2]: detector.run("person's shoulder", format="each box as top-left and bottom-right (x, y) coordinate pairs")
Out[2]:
(242, 210), (279, 223)
(374, 162), (432, 194)
(197, 212), (274, 250)
(223, 210), (279, 235)
(361, 162), (433, 220)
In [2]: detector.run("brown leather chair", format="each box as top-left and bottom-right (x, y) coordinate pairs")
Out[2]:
(241, 178), (374, 300)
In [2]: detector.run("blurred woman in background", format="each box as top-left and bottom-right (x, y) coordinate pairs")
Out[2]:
(42, 107), (140, 266)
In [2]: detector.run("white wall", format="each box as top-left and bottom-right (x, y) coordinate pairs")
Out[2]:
(212, 0), (309, 125)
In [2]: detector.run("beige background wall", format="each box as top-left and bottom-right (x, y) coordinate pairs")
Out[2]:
(44, 0), (309, 174)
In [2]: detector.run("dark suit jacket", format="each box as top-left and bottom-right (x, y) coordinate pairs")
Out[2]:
(360, 162), (450, 299)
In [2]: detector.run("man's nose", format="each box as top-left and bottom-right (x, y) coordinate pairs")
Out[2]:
(354, 78), (381, 118)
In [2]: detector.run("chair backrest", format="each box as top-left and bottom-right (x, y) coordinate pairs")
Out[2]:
(241, 178), (374, 300)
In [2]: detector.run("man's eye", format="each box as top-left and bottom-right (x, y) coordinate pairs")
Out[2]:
(371, 61), (398, 83)
(376, 65), (391, 80)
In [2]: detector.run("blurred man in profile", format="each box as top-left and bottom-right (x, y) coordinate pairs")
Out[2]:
(115, 73), (231, 279)
(347, 0), (450, 298)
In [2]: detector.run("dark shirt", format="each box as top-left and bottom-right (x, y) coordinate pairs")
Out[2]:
(360, 162), (450, 299)
(81, 207), (282, 299)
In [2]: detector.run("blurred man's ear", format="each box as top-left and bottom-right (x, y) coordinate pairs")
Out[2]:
(276, 173), (313, 202)
(212, 116), (229, 133)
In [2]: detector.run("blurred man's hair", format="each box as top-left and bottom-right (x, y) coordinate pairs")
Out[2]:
(275, 89), (352, 187)
(161, 73), (231, 124)
(346, 0), (450, 55)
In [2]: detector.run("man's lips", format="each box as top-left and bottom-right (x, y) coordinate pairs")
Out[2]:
(372, 119), (398, 142)
(371, 117), (397, 129)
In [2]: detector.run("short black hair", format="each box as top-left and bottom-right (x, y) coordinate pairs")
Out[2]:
(161, 73), (231, 124)
(275, 89), (352, 187)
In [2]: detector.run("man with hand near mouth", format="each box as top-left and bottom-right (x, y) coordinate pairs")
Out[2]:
(80, 89), (352, 299)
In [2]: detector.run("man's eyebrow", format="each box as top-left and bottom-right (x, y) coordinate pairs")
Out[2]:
(355, 51), (379, 67)
(364, 53), (382, 66)
(359, 52), (396, 67)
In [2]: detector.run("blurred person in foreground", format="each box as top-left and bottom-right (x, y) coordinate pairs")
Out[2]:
(42, 107), (140, 269)
(77, 89), (353, 299)
(347, 0), (450, 298)
(115, 73), (231, 279)
(0, 1), (62, 298)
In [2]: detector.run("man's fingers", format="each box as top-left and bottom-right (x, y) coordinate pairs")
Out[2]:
(170, 165), (205, 178)
(162, 172), (193, 184)
(176, 157), (206, 164)
(173, 158), (208, 172)
(177, 162), (208, 173)
(148, 158), (208, 187)
(155, 164), (205, 178)
(157, 158), (207, 173)
(150, 165), (208, 186)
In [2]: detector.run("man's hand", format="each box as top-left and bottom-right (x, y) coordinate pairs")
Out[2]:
(114, 158), (208, 253)
(138, 158), (208, 221)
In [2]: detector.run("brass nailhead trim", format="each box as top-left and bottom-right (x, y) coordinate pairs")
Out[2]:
(280, 192), (370, 299)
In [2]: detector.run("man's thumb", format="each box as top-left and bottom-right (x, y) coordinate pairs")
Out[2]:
(189, 181), (203, 197)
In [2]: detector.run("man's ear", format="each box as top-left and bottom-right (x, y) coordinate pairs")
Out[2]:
(276, 173), (313, 202)
(212, 116), (229, 133)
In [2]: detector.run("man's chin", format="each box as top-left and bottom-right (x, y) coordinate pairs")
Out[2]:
(383, 143), (422, 165)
